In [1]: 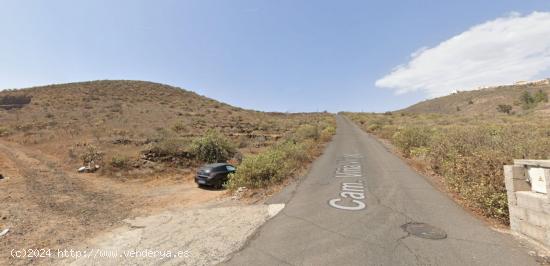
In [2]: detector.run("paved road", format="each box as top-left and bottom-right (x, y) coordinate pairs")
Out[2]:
(224, 115), (538, 266)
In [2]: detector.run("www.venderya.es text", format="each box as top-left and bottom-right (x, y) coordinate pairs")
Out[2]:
(11, 248), (191, 260)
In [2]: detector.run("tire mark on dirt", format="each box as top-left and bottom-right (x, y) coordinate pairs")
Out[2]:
(0, 141), (131, 265)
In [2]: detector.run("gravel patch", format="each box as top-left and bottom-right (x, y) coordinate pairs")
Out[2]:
(65, 204), (284, 266)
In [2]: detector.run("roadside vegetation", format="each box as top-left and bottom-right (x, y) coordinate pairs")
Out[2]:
(227, 121), (335, 190)
(345, 112), (550, 224)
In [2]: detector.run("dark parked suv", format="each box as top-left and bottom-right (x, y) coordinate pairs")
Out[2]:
(195, 163), (236, 188)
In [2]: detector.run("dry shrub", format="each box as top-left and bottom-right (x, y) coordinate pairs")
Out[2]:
(320, 126), (336, 141)
(392, 127), (432, 157)
(80, 145), (104, 167)
(346, 112), (550, 224)
(294, 124), (320, 141)
(145, 137), (192, 164)
(110, 155), (130, 169)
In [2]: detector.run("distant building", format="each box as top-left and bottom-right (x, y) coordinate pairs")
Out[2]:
(515, 79), (550, 86)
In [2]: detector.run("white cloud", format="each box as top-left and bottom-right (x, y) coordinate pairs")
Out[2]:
(375, 12), (550, 97)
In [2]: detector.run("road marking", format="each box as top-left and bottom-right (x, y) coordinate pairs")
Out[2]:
(267, 204), (285, 217)
(328, 154), (366, 211)
(329, 181), (366, 210)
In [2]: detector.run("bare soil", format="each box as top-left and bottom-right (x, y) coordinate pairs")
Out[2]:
(0, 140), (225, 266)
(0, 80), (334, 265)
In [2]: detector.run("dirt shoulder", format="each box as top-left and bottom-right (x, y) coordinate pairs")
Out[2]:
(0, 140), (225, 266)
(63, 204), (284, 266)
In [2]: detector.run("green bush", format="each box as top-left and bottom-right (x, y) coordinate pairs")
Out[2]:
(279, 140), (311, 168)
(534, 90), (548, 104)
(226, 148), (287, 189)
(520, 91), (535, 109)
(226, 141), (311, 189)
(519, 90), (547, 109)
(226, 115), (334, 190)
(190, 130), (236, 163)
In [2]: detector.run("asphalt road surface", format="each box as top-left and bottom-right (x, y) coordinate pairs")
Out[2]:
(224, 115), (538, 266)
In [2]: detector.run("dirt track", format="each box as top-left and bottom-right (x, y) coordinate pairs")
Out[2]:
(0, 140), (225, 265)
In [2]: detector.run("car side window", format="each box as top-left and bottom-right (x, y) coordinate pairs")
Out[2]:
(226, 165), (236, 172)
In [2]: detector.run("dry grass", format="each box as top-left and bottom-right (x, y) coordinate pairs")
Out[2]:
(0, 80), (334, 178)
(345, 111), (550, 224)
(0, 80), (335, 265)
(402, 81), (550, 115)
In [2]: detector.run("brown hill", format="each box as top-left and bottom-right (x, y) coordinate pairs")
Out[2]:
(0, 81), (335, 263)
(0, 80), (329, 171)
(400, 79), (550, 115)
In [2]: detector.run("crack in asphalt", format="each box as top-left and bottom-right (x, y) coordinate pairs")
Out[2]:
(396, 238), (424, 265)
(377, 201), (415, 223)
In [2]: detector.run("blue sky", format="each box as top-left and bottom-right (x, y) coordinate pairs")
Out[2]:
(1, 1), (549, 112)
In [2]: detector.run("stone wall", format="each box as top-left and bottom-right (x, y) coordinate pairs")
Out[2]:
(505, 160), (550, 246)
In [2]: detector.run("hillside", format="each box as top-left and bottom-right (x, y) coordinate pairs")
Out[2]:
(401, 79), (550, 115)
(0, 80), (330, 171)
(0, 80), (335, 264)
(345, 78), (550, 226)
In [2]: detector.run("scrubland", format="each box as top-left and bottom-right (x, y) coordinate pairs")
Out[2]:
(345, 112), (550, 224)
(0, 80), (334, 187)
(0, 80), (334, 264)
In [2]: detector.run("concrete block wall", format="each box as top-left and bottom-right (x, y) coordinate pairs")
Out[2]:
(504, 160), (550, 247)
